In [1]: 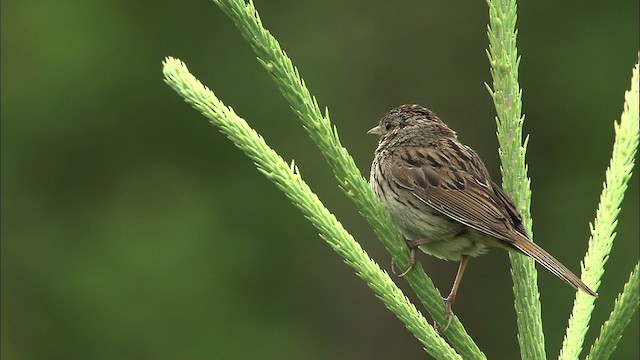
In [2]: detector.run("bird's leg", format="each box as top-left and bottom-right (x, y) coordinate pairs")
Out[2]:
(391, 238), (438, 277)
(442, 255), (469, 331)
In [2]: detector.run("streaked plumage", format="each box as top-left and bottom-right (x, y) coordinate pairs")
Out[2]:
(369, 104), (595, 323)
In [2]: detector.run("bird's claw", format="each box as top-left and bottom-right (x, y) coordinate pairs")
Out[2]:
(391, 246), (417, 277)
(442, 295), (455, 332)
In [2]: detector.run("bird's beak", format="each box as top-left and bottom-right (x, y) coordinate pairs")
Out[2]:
(367, 125), (384, 136)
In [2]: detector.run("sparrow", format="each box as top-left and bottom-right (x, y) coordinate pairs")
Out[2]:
(368, 104), (596, 325)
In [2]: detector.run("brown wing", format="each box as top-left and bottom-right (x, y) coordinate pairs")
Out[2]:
(490, 180), (528, 236)
(389, 142), (597, 296)
(389, 142), (525, 244)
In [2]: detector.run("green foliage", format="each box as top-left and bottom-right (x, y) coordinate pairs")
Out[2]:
(485, 0), (545, 358)
(559, 61), (640, 360)
(587, 264), (639, 360)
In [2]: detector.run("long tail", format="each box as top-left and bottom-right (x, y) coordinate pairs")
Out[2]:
(510, 232), (597, 297)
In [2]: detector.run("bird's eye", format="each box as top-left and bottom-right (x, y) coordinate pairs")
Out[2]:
(384, 123), (392, 131)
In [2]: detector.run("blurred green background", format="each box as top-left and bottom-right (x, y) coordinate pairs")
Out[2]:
(2, 0), (638, 358)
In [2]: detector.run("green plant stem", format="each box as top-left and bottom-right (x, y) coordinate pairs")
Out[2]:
(162, 57), (461, 359)
(210, 0), (486, 358)
(586, 263), (640, 360)
(485, 0), (545, 359)
(559, 61), (639, 360)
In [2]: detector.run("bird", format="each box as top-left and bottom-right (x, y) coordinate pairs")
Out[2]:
(368, 104), (596, 325)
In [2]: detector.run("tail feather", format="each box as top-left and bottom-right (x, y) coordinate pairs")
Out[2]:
(510, 233), (597, 297)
